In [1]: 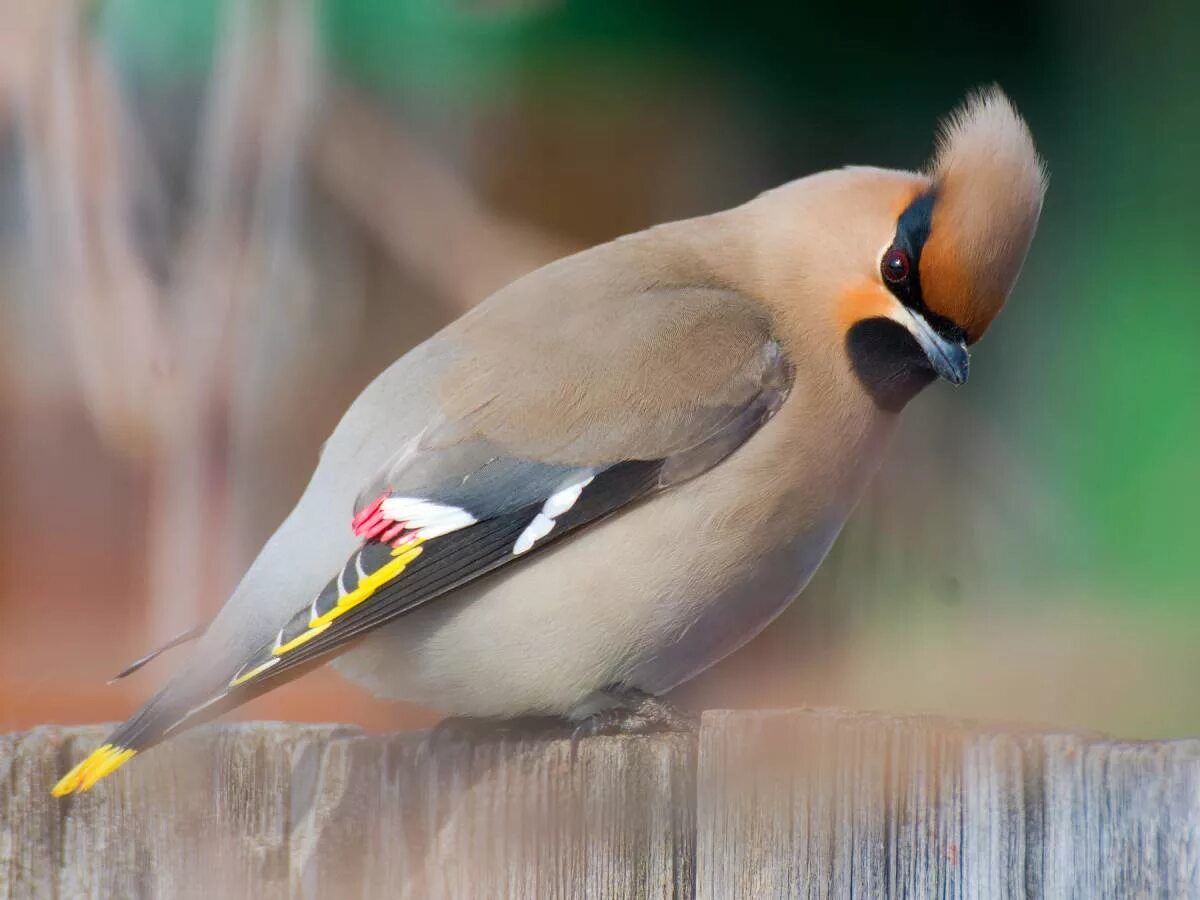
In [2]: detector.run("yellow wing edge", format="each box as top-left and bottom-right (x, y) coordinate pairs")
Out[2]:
(52, 541), (427, 797)
(229, 540), (425, 688)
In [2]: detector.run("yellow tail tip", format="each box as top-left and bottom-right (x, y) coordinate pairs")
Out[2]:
(51, 743), (137, 797)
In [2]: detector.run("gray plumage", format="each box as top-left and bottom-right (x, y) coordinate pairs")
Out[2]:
(53, 88), (1046, 795)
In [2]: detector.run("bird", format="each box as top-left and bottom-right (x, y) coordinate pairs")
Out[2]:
(53, 87), (1045, 796)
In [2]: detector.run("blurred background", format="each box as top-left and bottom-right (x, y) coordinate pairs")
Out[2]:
(1, 0), (1196, 738)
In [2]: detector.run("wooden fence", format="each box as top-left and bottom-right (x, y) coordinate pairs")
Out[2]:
(4, 709), (1199, 897)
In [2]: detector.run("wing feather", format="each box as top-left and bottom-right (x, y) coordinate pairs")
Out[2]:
(52, 240), (794, 795)
(227, 458), (665, 693)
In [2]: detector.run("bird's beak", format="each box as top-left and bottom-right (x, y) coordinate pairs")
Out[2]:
(901, 308), (969, 385)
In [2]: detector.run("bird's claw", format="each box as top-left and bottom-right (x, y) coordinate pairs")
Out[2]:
(418, 692), (695, 766)
(567, 690), (696, 764)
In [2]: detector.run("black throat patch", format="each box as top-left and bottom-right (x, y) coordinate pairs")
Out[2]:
(846, 318), (937, 413)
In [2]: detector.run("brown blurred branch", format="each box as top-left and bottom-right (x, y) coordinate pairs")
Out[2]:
(19, 7), (171, 455)
(312, 83), (573, 312)
(17, 1), (320, 638)
(13, 2), (573, 643)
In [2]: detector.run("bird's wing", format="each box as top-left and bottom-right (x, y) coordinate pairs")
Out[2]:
(54, 264), (792, 794)
(229, 327), (787, 706)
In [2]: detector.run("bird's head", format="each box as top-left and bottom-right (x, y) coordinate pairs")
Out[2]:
(761, 87), (1046, 411)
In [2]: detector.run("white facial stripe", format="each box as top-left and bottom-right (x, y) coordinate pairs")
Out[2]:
(878, 295), (917, 331)
(883, 301), (942, 351)
(885, 301), (970, 385)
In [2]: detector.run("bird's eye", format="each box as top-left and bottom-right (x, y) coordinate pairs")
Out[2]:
(881, 247), (911, 285)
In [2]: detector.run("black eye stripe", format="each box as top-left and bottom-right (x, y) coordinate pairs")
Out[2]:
(879, 189), (964, 344)
(882, 189), (939, 318)
(895, 190), (936, 260)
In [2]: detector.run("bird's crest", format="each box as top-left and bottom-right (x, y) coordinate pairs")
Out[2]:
(919, 86), (1047, 342)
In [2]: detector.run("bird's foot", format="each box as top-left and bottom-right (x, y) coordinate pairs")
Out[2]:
(568, 689), (695, 762)
(418, 691), (694, 764)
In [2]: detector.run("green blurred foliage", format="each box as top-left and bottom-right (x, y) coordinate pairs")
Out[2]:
(95, 0), (1199, 606)
(95, 0), (220, 79)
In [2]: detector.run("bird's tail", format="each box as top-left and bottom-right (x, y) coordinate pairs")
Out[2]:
(50, 651), (325, 796)
(51, 744), (139, 795)
(50, 693), (230, 796)
(50, 691), (170, 796)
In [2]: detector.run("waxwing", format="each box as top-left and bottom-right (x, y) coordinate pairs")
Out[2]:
(55, 87), (1044, 795)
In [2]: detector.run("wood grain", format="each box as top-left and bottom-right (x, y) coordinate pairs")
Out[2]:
(696, 709), (1200, 900)
(4, 710), (1199, 897)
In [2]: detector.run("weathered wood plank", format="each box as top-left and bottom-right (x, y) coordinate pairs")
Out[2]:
(696, 709), (958, 898)
(695, 709), (1200, 900)
(288, 731), (694, 899)
(5, 710), (1200, 898)
(1039, 736), (1200, 898)
(3, 723), (351, 899)
(1, 725), (694, 899)
(0, 728), (70, 900)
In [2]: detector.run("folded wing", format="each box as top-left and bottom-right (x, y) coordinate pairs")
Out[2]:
(53, 267), (792, 795)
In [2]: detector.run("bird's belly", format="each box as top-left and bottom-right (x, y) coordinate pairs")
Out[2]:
(622, 523), (840, 695)
(332, 470), (850, 719)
